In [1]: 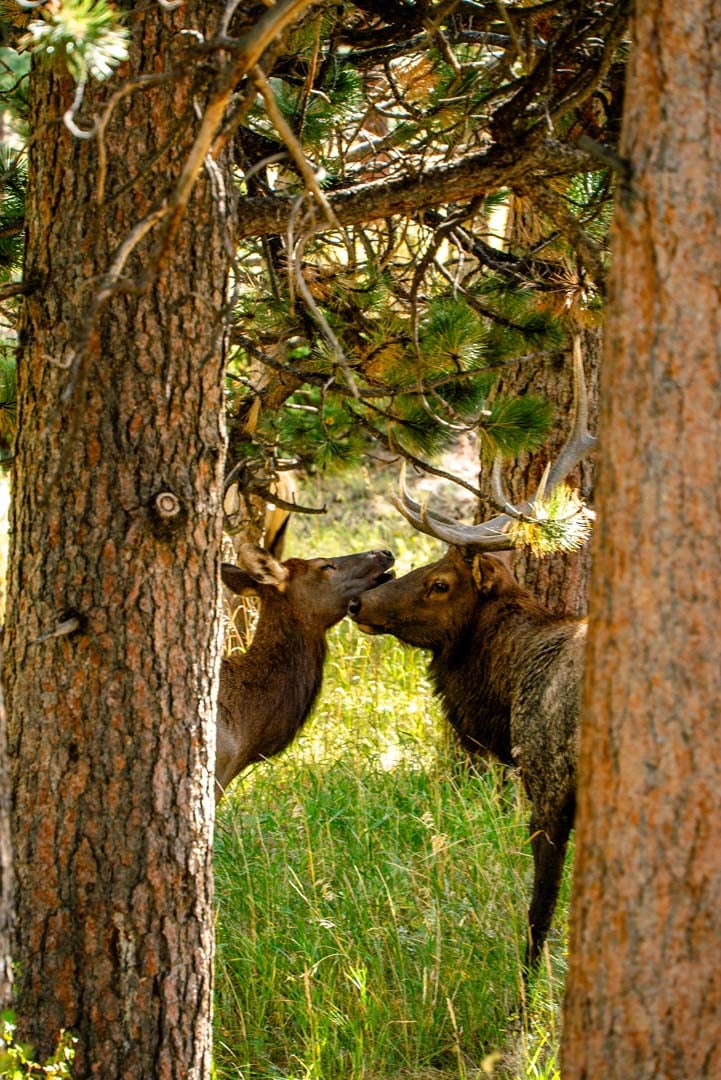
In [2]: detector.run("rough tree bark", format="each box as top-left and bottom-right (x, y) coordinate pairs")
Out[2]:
(3, 6), (230, 1075)
(0, 658), (11, 1009)
(563, 3), (721, 1076)
(473, 193), (600, 614)
(480, 329), (600, 615)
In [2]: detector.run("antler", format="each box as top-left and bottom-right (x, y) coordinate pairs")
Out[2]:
(392, 338), (597, 551)
(390, 464), (517, 550)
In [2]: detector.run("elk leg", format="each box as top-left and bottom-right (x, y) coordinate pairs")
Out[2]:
(525, 801), (574, 971)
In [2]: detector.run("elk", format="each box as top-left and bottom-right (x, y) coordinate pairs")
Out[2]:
(217, 543), (394, 797)
(348, 347), (595, 970)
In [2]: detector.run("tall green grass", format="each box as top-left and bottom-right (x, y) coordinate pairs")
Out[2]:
(214, 467), (571, 1079)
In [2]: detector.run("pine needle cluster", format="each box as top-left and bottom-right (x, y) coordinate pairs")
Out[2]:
(507, 483), (595, 557)
(231, 253), (567, 476)
(18, 0), (128, 83)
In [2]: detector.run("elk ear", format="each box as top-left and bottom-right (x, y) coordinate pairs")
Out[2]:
(235, 543), (290, 591)
(471, 553), (505, 594)
(221, 563), (261, 596)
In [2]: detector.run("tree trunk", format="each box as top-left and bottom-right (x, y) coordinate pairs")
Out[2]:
(4, 8), (229, 1075)
(0, 656), (11, 1009)
(563, 4), (721, 1077)
(478, 328), (600, 615)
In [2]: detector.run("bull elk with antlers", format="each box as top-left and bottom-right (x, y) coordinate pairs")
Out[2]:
(349, 347), (596, 970)
(217, 543), (395, 798)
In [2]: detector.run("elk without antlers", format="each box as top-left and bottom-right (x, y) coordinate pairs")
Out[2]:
(349, 347), (596, 971)
(217, 543), (394, 798)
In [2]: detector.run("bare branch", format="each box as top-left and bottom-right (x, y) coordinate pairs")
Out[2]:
(493, 0), (527, 72)
(233, 138), (599, 240)
(226, 486), (326, 522)
(0, 282), (27, 302)
(249, 64), (340, 232)
(387, 442), (484, 502)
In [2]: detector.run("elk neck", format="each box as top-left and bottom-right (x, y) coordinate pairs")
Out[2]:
(225, 590), (328, 738)
(428, 584), (577, 766)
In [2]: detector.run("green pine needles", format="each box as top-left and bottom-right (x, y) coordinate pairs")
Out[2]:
(507, 483), (595, 557)
(418, 295), (489, 373)
(231, 259), (567, 477)
(19, 0), (128, 84)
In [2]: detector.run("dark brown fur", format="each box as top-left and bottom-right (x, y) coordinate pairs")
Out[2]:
(217, 545), (394, 797)
(349, 545), (585, 968)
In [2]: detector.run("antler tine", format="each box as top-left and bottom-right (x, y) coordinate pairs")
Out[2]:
(392, 342), (596, 551)
(393, 463), (515, 550)
(394, 462), (465, 528)
(543, 334), (598, 496)
(391, 465), (464, 541)
(489, 455), (537, 522)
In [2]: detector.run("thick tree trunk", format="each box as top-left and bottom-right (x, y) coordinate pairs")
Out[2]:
(4, 7), (229, 1075)
(0, 659), (11, 1009)
(563, 4), (721, 1077)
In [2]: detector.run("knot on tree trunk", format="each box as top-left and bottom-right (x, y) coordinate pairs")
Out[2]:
(150, 491), (188, 539)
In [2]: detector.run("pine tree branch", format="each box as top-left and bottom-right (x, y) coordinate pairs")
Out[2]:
(0, 282), (27, 301)
(527, 181), (607, 295)
(233, 138), (597, 240)
(231, 330), (562, 402)
(348, 409), (486, 500)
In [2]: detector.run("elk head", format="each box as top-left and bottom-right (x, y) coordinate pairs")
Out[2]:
(223, 544), (395, 630)
(348, 546), (516, 650)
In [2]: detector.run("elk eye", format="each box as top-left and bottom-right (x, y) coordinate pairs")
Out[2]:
(321, 563), (336, 571)
(431, 580), (449, 594)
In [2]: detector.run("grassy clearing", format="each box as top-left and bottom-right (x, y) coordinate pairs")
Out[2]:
(214, 466), (571, 1079)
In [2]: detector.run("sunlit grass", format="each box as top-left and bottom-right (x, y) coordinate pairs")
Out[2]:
(214, 465), (570, 1079)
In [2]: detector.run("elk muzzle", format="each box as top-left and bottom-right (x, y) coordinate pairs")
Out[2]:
(348, 585), (392, 634)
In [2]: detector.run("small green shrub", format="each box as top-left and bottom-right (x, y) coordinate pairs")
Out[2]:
(0, 1013), (76, 1079)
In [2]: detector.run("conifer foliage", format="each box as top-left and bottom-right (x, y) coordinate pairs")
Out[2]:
(224, 0), (625, 493)
(1, 1), (627, 494)
(0, 3), (627, 1072)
